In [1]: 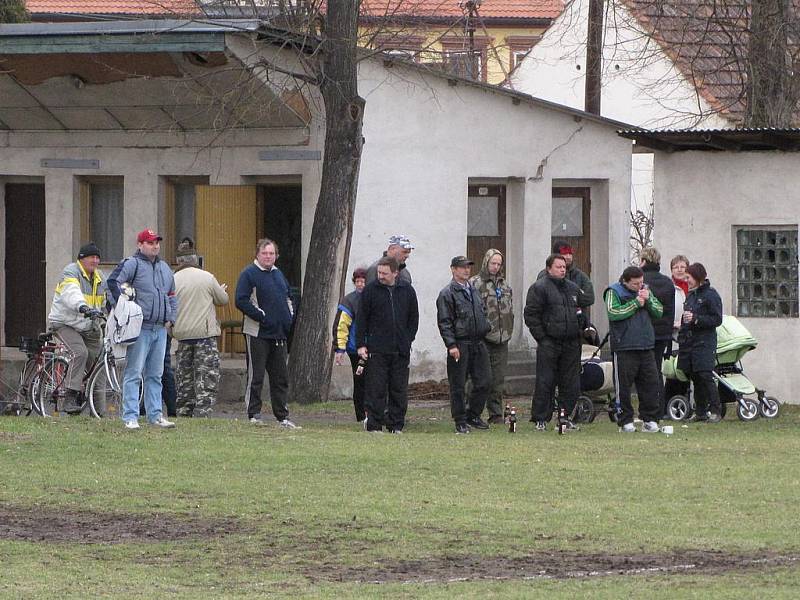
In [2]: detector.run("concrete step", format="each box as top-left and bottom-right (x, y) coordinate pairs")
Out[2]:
(505, 374), (534, 396)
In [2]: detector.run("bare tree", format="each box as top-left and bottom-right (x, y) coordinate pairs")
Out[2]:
(600, 0), (800, 127)
(286, 1), (365, 405)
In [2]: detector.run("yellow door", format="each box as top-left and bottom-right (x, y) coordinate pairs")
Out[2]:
(195, 185), (257, 353)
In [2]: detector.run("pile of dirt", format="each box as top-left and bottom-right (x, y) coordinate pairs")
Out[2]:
(0, 504), (245, 544)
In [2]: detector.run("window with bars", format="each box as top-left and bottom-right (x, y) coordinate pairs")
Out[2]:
(736, 227), (799, 318)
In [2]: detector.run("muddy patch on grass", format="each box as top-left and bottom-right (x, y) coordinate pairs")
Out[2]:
(0, 504), (246, 544)
(304, 549), (800, 584)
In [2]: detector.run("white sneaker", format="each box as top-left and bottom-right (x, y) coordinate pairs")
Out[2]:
(642, 421), (660, 433)
(151, 417), (176, 429)
(124, 420), (140, 430)
(249, 415), (264, 425)
(279, 419), (301, 429)
(619, 422), (636, 433)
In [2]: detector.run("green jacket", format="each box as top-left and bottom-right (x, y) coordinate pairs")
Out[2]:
(469, 248), (514, 344)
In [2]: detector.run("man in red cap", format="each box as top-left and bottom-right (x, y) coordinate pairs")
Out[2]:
(107, 228), (177, 429)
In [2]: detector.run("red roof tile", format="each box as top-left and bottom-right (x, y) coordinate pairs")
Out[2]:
(622, 0), (800, 125)
(26, 0), (199, 15)
(360, 0), (564, 21)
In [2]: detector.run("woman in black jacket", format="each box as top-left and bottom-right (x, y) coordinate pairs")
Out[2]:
(677, 263), (723, 422)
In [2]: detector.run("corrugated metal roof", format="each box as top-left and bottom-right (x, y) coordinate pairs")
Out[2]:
(618, 128), (800, 152)
(0, 18), (261, 35)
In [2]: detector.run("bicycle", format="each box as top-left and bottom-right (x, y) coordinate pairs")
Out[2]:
(11, 333), (70, 417)
(20, 317), (128, 419)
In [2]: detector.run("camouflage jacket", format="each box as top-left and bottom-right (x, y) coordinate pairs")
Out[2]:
(470, 249), (514, 344)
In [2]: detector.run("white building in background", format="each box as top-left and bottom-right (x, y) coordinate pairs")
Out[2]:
(0, 20), (635, 394)
(508, 0), (733, 236)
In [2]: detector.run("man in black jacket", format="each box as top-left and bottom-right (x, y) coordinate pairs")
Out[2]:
(537, 240), (595, 319)
(639, 247), (676, 417)
(436, 256), (492, 434)
(524, 254), (583, 431)
(356, 256), (419, 433)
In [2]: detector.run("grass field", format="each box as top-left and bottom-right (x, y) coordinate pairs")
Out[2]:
(1, 399), (799, 598)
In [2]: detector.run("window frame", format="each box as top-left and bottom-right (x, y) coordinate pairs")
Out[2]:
(734, 225), (799, 319)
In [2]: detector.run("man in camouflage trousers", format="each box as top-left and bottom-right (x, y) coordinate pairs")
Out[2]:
(469, 249), (514, 424)
(172, 239), (229, 417)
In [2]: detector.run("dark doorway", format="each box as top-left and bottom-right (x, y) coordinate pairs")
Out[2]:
(466, 184), (507, 270)
(258, 185), (302, 290)
(551, 187), (591, 276)
(5, 183), (46, 345)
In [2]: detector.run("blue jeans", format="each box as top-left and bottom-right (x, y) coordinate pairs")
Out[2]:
(123, 326), (167, 422)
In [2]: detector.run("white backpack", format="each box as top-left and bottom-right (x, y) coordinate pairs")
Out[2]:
(106, 295), (143, 358)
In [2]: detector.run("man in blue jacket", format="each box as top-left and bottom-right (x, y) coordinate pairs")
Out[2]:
(107, 229), (177, 430)
(235, 238), (300, 429)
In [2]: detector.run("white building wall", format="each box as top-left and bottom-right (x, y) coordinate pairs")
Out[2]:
(351, 58), (633, 382)
(653, 150), (799, 404)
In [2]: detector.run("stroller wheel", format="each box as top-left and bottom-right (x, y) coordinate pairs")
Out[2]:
(736, 398), (759, 421)
(667, 395), (690, 421)
(572, 395), (595, 424)
(760, 396), (780, 418)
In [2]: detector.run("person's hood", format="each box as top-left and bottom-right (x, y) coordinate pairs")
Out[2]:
(478, 248), (504, 280)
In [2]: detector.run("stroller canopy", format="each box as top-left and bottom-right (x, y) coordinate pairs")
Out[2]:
(716, 315), (758, 363)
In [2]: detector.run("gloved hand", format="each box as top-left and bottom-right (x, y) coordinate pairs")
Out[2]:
(80, 306), (103, 320)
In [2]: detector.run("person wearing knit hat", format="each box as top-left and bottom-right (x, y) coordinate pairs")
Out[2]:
(46, 242), (106, 414)
(677, 262), (724, 423)
(172, 237), (228, 417)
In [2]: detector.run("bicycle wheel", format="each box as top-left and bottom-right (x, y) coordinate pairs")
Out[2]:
(35, 357), (70, 417)
(15, 358), (38, 416)
(87, 357), (124, 419)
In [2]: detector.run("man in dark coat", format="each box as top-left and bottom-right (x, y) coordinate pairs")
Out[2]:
(677, 263), (723, 423)
(356, 256), (419, 433)
(524, 254), (584, 431)
(604, 265), (664, 432)
(640, 247), (676, 417)
(538, 240), (594, 318)
(436, 256), (492, 434)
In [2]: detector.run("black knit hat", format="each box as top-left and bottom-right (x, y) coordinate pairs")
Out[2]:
(78, 241), (101, 260)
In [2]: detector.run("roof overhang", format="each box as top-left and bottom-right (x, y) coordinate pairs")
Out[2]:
(618, 128), (800, 153)
(0, 20), (312, 133)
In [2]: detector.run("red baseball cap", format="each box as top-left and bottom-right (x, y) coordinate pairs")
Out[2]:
(137, 228), (163, 243)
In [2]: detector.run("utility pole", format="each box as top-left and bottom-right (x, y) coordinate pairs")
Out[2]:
(462, 0), (481, 80)
(585, 0), (603, 114)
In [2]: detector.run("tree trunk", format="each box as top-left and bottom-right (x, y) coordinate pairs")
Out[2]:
(287, 0), (365, 404)
(585, 0), (604, 115)
(746, 0), (795, 127)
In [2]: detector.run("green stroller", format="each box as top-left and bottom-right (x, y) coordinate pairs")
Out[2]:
(662, 315), (780, 421)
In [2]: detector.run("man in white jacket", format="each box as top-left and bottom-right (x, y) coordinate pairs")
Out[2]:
(172, 238), (229, 417)
(47, 242), (106, 414)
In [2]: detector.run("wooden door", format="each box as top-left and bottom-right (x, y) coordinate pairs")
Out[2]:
(551, 187), (591, 276)
(466, 184), (506, 272)
(195, 185), (257, 353)
(4, 183), (47, 345)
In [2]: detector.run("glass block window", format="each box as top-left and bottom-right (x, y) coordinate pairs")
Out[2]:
(736, 228), (798, 318)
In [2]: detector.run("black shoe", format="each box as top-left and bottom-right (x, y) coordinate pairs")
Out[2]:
(466, 417), (489, 430)
(455, 423), (470, 435)
(487, 415), (504, 425)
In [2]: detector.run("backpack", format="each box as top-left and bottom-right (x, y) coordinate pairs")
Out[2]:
(106, 295), (143, 358)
